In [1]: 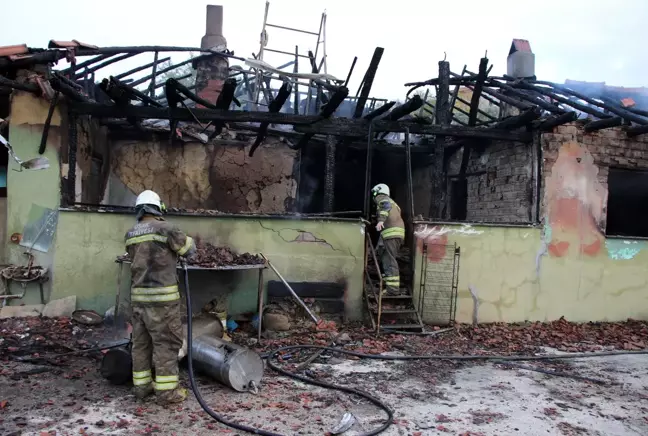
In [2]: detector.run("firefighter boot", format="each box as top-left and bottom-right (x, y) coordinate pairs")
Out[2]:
(158, 387), (188, 406)
(133, 384), (154, 400)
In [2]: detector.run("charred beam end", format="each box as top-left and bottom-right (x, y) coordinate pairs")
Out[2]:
(584, 116), (623, 132)
(435, 61), (451, 126)
(626, 124), (648, 137)
(50, 77), (91, 102)
(488, 79), (564, 114)
(67, 102), (532, 141)
(468, 58), (489, 126)
(363, 101), (396, 120)
(353, 47), (384, 118)
(295, 86), (349, 150)
(385, 95), (424, 121)
(491, 107), (543, 130)
(534, 111), (578, 132)
(249, 82), (293, 156)
(600, 97), (648, 125)
(0, 75), (40, 93)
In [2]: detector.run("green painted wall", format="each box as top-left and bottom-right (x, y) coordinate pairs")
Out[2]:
(6, 92), (62, 305)
(51, 212), (365, 319)
(413, 223), (648, 324)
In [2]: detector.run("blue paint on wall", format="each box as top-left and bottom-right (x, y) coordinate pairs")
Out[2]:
(605, 239), (646, 260)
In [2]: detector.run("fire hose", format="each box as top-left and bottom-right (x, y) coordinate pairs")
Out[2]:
(182, 262), (648, 436)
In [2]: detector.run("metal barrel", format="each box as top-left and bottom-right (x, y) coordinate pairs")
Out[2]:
(191, 335), (264, 392)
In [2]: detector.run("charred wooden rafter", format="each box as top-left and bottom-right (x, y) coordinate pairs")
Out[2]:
(490, 107), (543, 130)
(362, 101), (396, 120)
(294, 86), (349, 150)
(73, 53), (139, 79)
(584, 116), (623, 132)
(485, 78), (564, 114)
(114, 56), (170, 80)
(353, 47), (384, 118)
(68, 102), (532, 141)
(129, 57), (197, 88)
(626, 124), (648, 137)
(207, 78), (242, 139)
(533, 111), (579, 132)
(249, 81), (293, 157)
(468, 58), (489, 127)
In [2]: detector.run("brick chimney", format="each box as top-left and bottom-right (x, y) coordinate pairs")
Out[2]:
(507, 39), (535, 79)
(194, 5), (229, 106)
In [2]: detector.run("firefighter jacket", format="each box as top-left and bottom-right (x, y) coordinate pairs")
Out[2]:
(125, 216), (195, 304)
(374, 194), (405, 240)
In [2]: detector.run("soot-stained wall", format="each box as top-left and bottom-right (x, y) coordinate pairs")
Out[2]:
(108, 138), (298, 213)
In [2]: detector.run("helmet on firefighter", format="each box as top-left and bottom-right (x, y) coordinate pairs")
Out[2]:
(135, 190), (166, 212)
(371, 183), (390, 197)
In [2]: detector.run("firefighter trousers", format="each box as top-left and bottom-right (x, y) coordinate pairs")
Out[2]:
(380, 236), (403, 293)
(131, 302), (184, 402)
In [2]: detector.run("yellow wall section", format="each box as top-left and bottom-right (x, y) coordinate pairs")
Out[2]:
(414, 224), (648, 324)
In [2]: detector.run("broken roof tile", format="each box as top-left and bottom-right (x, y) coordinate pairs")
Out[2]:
(621, 97), (636, 108)
(48, 40), (98, 49)
(0, 44), (28, 57)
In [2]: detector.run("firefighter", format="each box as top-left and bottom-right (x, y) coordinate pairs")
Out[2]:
(371, 184), (405, 295)
(125, 190), (196, 405)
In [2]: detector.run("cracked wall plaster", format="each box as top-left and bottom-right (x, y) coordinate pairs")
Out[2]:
(109, 138), (297, 213)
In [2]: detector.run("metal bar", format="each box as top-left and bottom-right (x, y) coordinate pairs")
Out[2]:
(114, 263), (123, 321)
(256, 268), (264, 342)
(344, 56), (358, 86)
(261, 254), (319, 324)
(114, 55), (170, 80)
(366, 236), (383, 334)
(266, 23), (319, 36)
(264, 47), (311, 59)
(405, 128), (415, 291)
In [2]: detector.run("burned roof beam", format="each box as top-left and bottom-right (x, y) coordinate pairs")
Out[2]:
(468, 58), (489, 126)
(626, 124), (648, 137)
(498, 78), (613, 120)
(74, 46), (244, 61)
(485, 78), (564, 114)
(455, 96), (496, 120)
(598, 96), (648, 125)
(114, 56), (171, 80)
(533, 111), (579, 132)
(153, 73), (192, 90)
(584, 116), (623, 132)
(362, 101), (396, 120)
(50, 76), (91, 102)
(0, 75), (40, 93)
(384, 95), (424, 121)
(293, 86), (350, 149)
(489, 107), (543, 130)
(73, 53), (139, 79)
(61, 54), (113, 74)
(67, 102), (531, 141)
(249, 81), (293, 156)
(129, 57), (197, 88)
(0, 50), (66, 69)
(353, 47), (384, 118)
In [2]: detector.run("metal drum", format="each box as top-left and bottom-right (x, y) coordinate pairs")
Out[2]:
(191, 335), (263, 392)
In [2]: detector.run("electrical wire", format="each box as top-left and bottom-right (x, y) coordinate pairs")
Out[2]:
(183, 262), (648, 435)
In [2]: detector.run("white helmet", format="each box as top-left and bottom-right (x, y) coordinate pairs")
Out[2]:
(135, 190), (162, 209)
(371, 183), (390, 197)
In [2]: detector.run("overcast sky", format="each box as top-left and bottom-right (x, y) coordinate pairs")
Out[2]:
(2, 0), (647, 100)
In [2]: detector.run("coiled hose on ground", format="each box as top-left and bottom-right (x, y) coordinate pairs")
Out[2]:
(183, 265), (648, 436)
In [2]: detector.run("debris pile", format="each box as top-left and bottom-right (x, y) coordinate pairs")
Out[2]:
(0, 316), (106, 363)
(116, 239), (263, 267)
(190, 239), (263, 267)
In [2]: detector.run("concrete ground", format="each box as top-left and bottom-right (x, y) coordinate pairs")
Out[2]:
(1, 348), (648, 435)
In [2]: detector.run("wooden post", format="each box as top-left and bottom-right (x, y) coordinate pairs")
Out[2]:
(430, 60), (450, 219)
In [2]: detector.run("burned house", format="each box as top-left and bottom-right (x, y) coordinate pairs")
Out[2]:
(1, 3), (648, 330)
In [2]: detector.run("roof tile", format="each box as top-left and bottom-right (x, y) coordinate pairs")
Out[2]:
(0, 44), (28, 57)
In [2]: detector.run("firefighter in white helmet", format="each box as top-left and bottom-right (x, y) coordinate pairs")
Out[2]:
(371, 184), (405, 295)
(125, 190), (195, 404)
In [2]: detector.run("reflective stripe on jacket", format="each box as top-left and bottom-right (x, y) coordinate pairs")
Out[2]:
(125, 216), (194, 304)
(374, 194), (405, 240)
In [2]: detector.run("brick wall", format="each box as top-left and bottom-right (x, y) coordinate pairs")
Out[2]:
(541, 122), (648, 228)
(447, 140), (534, 223)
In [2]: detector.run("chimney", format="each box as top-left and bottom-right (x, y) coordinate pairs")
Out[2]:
(507, 39), (535, 79)
(194, 5), (229, 106)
